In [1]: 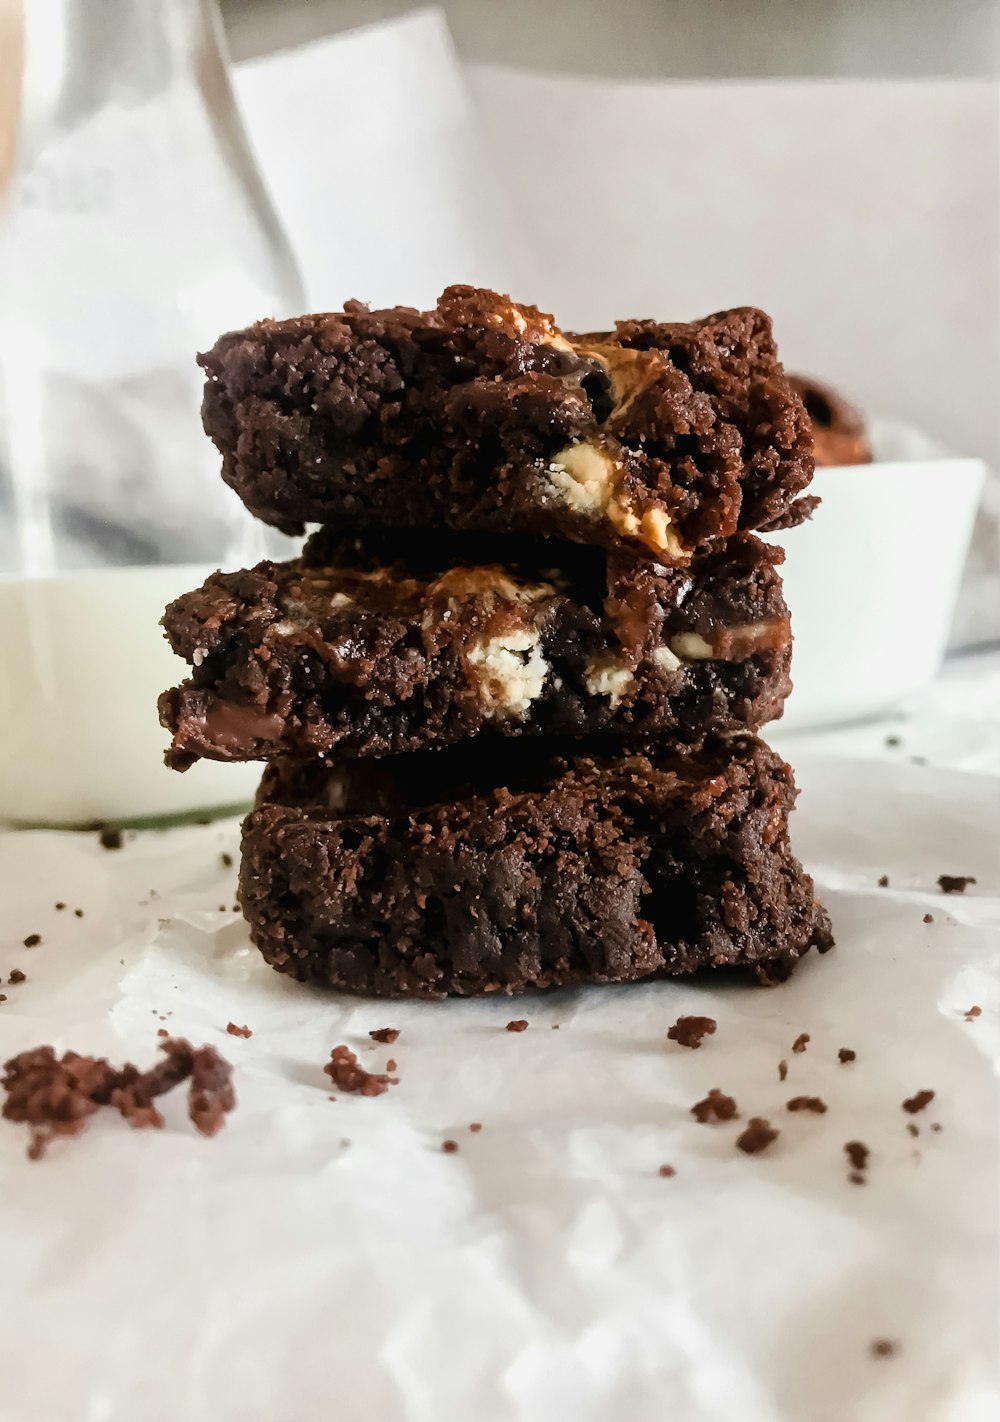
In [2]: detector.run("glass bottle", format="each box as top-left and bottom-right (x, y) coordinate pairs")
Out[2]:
(0, 0), (304, 825)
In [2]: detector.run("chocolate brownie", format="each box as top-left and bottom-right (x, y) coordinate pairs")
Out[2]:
(160, 528), (791, 766)
(200, 286), (815, 562)
(789, 375), (871, 467)
(238, 737), (832, 999)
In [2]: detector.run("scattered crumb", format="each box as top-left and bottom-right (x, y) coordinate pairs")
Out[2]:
(54, 902), (65, 911)
(220, 852), (233, 868)
(838, 1047), (856, 1064)
(938, 874), (975, 895)
(736, 1118), (779, 1154)
(442, 1139), (459, 1154)
(369, 1028), (399, 1045)
(877, 874), (889, 888)
(930, 1122), (942, 1133)
(324, 1045), (397, 1097)
(226, 1023), (252, 1039)
(792, 1033), (810, 1054)
(658, 1164), (676, 1178)
(339, 1138), (351, 1148)
(469, 1122), (482, 1133)
(906, 1123), (919, 1138)
(74, 909), (84, 919)
(217, 905), (226, 913)
(0, 994), (6, 1002)
(385, 1058), (397, 1073)
(778, 1059), (788, 1082)
(845, 1140), (870, 1172)
(98, 827), (123, 851)
(8, 970), (26, 985)
(1, 1036), (235, 1158)
(691, 1088), (738, 1123)
(157, 1028), (169, 1039)
(902, 1090), (935, 1114)
(787, 1096), (827, 1114)
(551, 1024), (560, 1030)
(849, 1171), (866, 1185)
(871, 1339), (897, 1359)
(667, 1015), (717, 1050)
(885, 735), (901, 748)
(505, 1020), (529, 1033)
(922, 913), (934, 924)
(964, 1005), (982, 1021)
(22, 934), (41, 948)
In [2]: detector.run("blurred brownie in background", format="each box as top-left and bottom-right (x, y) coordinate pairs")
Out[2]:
(790, 375), (871, 467)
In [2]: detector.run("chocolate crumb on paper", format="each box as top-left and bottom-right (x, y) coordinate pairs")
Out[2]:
(736, 1118), (779, 1154)
(838, 1047), (856, 1064)
(964, 1005), (982, 1021)
(922, 912), (934, 924)
(226, 1023), (252, 1039)
(871, 1339), (898, 1359)
(792, 1032), (810, 1054)
(220, 852), (233, 868)
(385, 1058), (397, 1073)
(8, 970), (26, 985)
(877, 874), (889, 888)
(505, 1019), (529, 1033)
(98, 827), (123, 851)
(667, 1015), (717, 1049)
(22, 934), (41, 948)
(938, 874), (976, 895)
(787, 1096), (827, 1114)
(691, 1088), (738, 1123)
(469, 1122), (482, 1133)
(884, 735), (901, 748)
(658, 1164), (676, 1177)
(906, 1123), (919, 1138)
(324, 1045), (397, 1097)
(369, 1028), (399, 1045)
(902, 1089), (935, 1114)
(442, 1139), (459, 1154)
(74, 909), (84, 918)
(778, 1059), (788, 1082)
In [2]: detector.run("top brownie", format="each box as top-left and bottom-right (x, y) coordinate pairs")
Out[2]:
(200, 286), (815, 562)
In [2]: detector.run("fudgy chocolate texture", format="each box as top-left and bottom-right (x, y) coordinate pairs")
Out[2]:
(200, 286), (815, 562)
(160, 529), (790, 766)
(789, 375), (871, 468)
(239, 738), (833, 999)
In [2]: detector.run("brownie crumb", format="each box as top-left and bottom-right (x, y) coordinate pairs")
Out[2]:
(938, 874), (975, 895)
(220, 852), (233, 868)
(54, 902), (65, 911)
(385, 1058), (397, 1073)
(885, 735), (901, 748)
(469, 1122), (482, 1133)
(787, 1095), (827, 1114)
(848, 1171), (866, 1185)
(551, 1024), (560, 1030)
(838, 1047), (856, 1064)
(792, 1032), (810, 1054)
(964, 1005), (982, 1021)
(369, 1027), (400, 1045)
(736, 1118), (779, 1154)
(778, 1059), (788, 1082)
(8, 970), (26, 985)
(1, 1036), (235, 1158)
(922, 913), (934, 924)
(845, 1140), (870, 1172)
(442, 1139), (459, 1154)
(871, 1339), (897, 1359)
(74, 909), (84, 919)
(658, 1164), (676, 1178)
(22, 934), (41, 948)
(226, 1023), (252, 1039)
(906, 1123), (919, 1138)
(505, 1019), (529, 1033)
(98, 827), (123, 851)
(930, 1122), (942, 1133)
(902, 1089), (935, 1114)
(0, 994), (7, 1003)
(157, 1028), (169, 1038)
(324, 1045), (397, 1097)
(691, 1088), (739, 1123)
(667, 1015), (717, 1050)
(877, 874), (889, 888)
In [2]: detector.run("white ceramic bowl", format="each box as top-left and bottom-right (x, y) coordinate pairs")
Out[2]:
(765, 420), (986, 732)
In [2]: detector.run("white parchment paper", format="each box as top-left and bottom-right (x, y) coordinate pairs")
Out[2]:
(1, 655), (998, 1422)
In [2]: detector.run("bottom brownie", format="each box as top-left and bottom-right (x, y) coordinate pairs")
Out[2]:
(239, 737), (832, 999)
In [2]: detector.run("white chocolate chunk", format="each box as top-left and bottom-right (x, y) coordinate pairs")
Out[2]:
(584, 656), (637, 709)
(670, 632), (715, 660)
(467, 628), (548, 718)
(652, 645), (681, 674)
(545, 441), (684, 556)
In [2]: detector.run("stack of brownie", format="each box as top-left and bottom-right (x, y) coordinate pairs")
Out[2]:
(160, 286), (832, 999)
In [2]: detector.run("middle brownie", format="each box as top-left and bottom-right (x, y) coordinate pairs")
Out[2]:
(160, 527), (791, 766)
